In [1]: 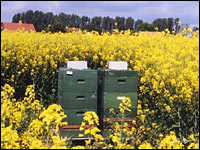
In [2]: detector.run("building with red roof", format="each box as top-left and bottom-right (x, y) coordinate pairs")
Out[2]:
(1, 22), (36, 32)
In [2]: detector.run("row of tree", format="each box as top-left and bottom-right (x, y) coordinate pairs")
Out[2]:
(12, 10), (196, 33)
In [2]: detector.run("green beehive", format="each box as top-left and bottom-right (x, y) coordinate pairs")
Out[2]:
(97, 69), (138, 109)
(58, 61), (138, 139)
(58, 64), (98, 137)
(98, 69), (138, 93)
(103, 92), (138, 109)
(97, 68), (138, 134)
(62, 109), (97, 125)
(58, 67), (98, 109)
(58, 68), (97, 93)
(59, 108), (98, 139)
(58, 92), (97, 109)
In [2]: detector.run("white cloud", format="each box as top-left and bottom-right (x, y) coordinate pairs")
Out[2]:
(1, 1), (62, 22)
(1, 1), (199, 26)
(44, 1), (61, 12)
(2, 1), (26, 12)
(1, 1), (30, 22)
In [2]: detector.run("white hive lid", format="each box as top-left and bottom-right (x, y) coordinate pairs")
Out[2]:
(108, 61), (127, 70)
(67, 61), (88, 69)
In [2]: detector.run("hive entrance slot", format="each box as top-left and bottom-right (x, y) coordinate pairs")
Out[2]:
(118, 79), (126, 84)
(76, 96), (85, 100)
(76, 111), (84, 116)
(77, 79), (85, 83)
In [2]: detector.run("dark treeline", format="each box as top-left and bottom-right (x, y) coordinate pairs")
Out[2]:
(12, 10), (184, 33)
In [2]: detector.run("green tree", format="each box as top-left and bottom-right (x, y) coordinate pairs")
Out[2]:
(135, 19), (143, 31)
(84, 24), (96, 32)
(81, 16), (90, 30)
(167, 18), (174, 33)
(49, 22), (66, 33)
(12, 13), (21, 23)
(109, 18), (114, 31)
(162, 18), (168, 30)
(66, 14), (72, 27)
(91, 16), (102, 33)
(24, 10), (34, 23)
(125, 17), (134, 30)
(44, 12), (55, 26)
(175, 18), (181, 33)
(58, 13), (70, 26)
(21, 12), (25, 23)
(33, 10), (45, 32)
(152, 18), (162, 31)
(152, 18), (174, 32)
(115, 16), (125, 31)
(70, 14), (81, 28)
(137, 22), (155, 31)
(193, 27), (199, 31)
(102, 16), (111, 31)
(91, 16), (102, 28)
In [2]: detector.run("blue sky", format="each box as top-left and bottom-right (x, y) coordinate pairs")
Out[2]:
(1, 1), (199, 28)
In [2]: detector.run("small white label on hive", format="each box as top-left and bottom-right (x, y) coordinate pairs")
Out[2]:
(66, 71), (73, 75)
(117, 96), (125, 100)
(67, 61), (88, 69)
(109, 61), (127, 70)
(91, 94), (96, 98)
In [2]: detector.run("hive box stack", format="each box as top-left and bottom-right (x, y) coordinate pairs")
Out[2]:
(97, 62), (138, 137)
(58, 61), (98, 138)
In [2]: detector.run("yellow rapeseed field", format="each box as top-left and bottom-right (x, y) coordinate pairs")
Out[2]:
(1, 29), (199, 149)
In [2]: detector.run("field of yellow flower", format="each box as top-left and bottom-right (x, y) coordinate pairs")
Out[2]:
(1, 29), (199, 149)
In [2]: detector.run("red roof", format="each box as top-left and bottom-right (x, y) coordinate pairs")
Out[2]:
(66, 27), (79, 32)
(1, 22), (36, 32)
